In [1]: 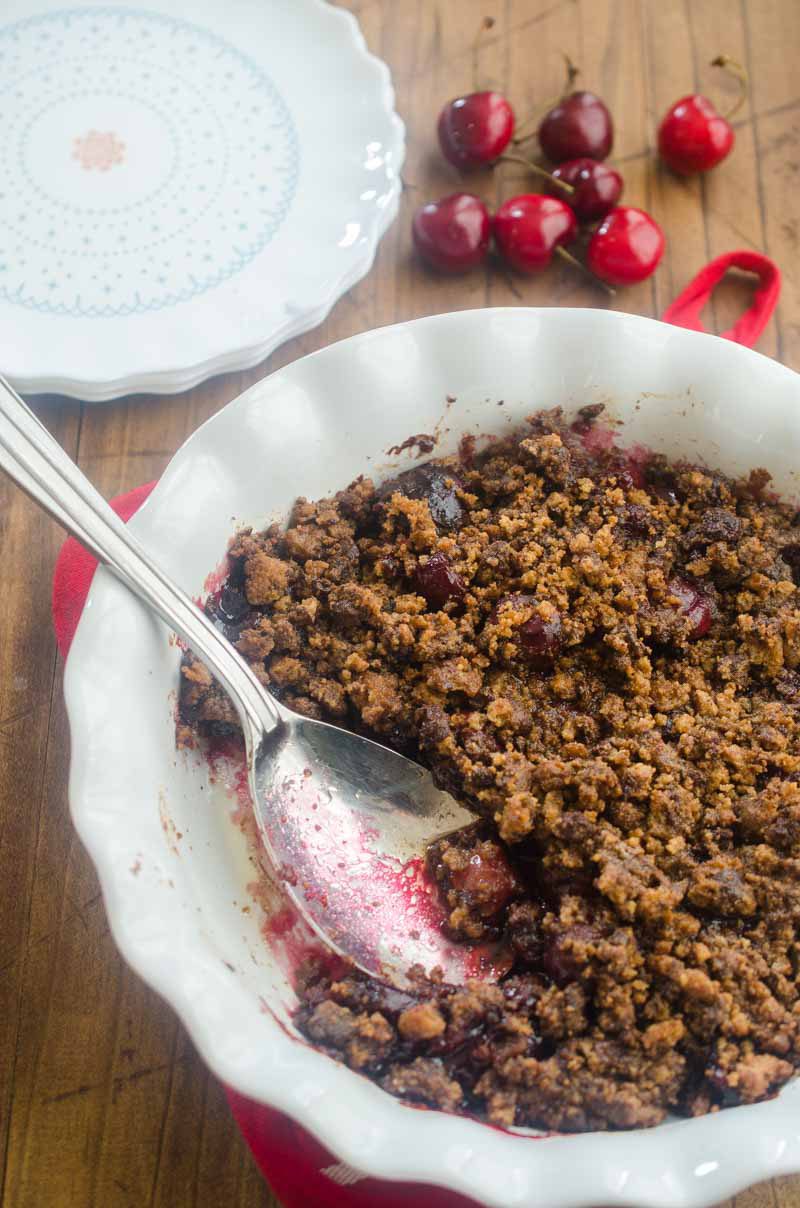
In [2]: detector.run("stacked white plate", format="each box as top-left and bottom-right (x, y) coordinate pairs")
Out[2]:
(0, 0), (404, 399)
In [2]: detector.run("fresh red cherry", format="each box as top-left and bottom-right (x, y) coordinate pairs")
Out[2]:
(547, 157), (623, 222)
(493, 194), (577, 273)
(657, 55), (748, 174)
(586, 206), (665, 286)
(667, 577), (712, 638)
(437, 91), (515, 168)
(658, 96), (733, 174)
(539, 91), (613, 162)
(412, 193), (491, 273)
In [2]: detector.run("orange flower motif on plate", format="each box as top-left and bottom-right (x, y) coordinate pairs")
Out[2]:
(73, 130), (126, 171)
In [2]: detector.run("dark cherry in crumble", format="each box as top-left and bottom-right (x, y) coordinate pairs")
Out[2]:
(179, 405), (800, 1132)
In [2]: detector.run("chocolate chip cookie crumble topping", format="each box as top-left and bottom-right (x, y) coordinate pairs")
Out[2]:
(179, 406), (800, 1132)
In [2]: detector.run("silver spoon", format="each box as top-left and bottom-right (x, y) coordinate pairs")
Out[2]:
(0, 377), (478, 986)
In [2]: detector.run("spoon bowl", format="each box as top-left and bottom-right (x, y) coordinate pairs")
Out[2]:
(256, 705), (474, 982)
(0, 374), (475, 986)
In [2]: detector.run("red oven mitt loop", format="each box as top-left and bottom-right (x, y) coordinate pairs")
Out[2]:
(662, 249), (780, 349)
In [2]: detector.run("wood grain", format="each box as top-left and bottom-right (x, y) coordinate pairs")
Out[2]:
(1, 2), (798, 1205)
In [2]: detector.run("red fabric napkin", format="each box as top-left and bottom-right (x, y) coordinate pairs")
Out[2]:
(52, 482), (477, 1208)
(51, 254), (780, 1205)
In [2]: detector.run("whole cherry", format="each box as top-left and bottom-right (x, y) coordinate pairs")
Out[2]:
(659, 97), (733, 174)
(547, 157), (623, 221)
(667, 577), (712, 639)
(490, 593), (563, 664)
(586, 206), (665, 286)
(377, 464), (465, 532)
(658, 56), (747, 175)
(449, 842), (520, 918)
(539, 90), (613, 162)
(437, 91), (515, 168)
(493, 194), (577, 273)
(412, 553), (466, 610)
(412, 193), (491, 273)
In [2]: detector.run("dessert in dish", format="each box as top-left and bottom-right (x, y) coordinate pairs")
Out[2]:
(179, 405), (800, 1132)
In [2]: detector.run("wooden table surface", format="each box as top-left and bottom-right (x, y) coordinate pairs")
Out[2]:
(2, 1), (799, 1205)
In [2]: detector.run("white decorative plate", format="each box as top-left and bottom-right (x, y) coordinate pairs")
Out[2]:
(65, 310), (800, 1208)
(0, 0), (403, 400)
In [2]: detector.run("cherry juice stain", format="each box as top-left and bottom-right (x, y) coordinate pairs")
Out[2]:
(385, 432), (437, 457)
(203, 736), (484, 984)
(261, 765), (483, 982)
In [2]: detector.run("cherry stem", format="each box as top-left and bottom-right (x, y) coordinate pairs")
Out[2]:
(494, 258), (523, 300)
(471, 15), (496, 92)
(710, 54), (749, 119)
(512, 113), (548, 145)
(561, 52), (580, 94)
(512, 52), (581, 144)
(555, 246), (616, 296)
(493, 153), (575, 193)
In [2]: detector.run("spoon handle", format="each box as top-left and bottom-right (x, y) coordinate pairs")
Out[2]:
(0, 376), (281, 742)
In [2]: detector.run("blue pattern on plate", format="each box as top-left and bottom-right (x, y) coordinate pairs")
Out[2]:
(0, 6), (300, 317)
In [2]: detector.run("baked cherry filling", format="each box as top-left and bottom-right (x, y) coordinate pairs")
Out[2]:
(180, 406), (800, 1132)
(376, 463), (465, 532)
